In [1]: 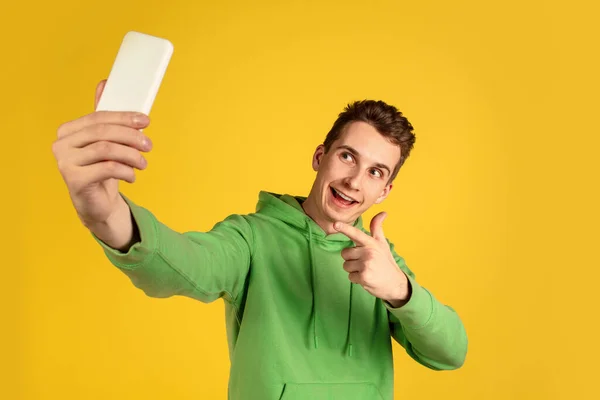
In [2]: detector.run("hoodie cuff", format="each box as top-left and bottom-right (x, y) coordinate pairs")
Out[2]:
(90, 193), (159, 270)
(384, 274), (434, 330)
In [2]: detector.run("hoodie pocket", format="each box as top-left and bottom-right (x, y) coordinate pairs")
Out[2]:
(278, 382), (384, 400)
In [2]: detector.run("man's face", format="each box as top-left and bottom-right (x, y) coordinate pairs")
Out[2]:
(309, 121), (401, 226)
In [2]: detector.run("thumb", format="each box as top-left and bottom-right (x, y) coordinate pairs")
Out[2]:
(370, 211), (387, 242)
(94, 79), (107, 110)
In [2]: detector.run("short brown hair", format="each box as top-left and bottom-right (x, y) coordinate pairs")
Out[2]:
(323, 100), (416, 183)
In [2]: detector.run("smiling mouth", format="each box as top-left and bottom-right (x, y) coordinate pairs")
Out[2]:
(330, 186), (358, 206)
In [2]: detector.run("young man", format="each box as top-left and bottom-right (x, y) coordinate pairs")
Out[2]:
(54, 87), (467, 400)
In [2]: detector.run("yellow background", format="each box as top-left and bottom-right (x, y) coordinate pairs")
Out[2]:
(3, 0), (599, 398)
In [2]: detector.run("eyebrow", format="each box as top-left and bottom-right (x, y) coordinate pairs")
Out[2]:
(335, 145), (392, 176)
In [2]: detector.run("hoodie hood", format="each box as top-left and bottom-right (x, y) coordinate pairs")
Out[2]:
(255, 191), (364, 356)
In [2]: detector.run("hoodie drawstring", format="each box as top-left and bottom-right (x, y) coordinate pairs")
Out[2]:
(307, 222), (318, 349)
(346, 282), (354, 357)
(305, 220), (355, 357)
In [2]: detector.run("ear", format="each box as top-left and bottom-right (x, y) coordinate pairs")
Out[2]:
(312, 144), (325, 171)
(374, 184), (393, 204)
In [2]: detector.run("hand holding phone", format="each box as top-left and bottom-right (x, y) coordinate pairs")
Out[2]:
(52, 31), (174, 243)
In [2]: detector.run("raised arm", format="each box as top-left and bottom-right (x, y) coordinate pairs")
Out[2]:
(90, 193), (253, 304)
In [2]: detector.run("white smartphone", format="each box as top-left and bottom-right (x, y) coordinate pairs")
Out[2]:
(95, 31), (174, 116)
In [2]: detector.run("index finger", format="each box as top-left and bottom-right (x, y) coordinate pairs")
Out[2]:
(333, 222), (374, 246)
(57, 111), (150, 139)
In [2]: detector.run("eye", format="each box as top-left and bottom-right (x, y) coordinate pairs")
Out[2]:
(370, 169), (383, 178)
(340, 152), (354, 162)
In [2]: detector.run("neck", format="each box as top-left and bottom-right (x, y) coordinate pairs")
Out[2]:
(301, 191), (338, 235)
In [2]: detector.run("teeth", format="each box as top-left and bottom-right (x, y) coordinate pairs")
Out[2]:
(334, 188), (355, 202)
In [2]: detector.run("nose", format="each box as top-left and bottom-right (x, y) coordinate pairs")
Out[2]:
(342, 171), (363, 191)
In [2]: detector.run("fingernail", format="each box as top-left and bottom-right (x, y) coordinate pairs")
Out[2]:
(134, 113), (149, 125)
(142, 136), (152, 149)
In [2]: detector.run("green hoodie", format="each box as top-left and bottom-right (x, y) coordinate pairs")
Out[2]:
(91, 191), (467, 400)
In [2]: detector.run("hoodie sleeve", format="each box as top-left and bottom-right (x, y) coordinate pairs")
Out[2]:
(384, 240), (468, 370)
(89, 193), (253, 304)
